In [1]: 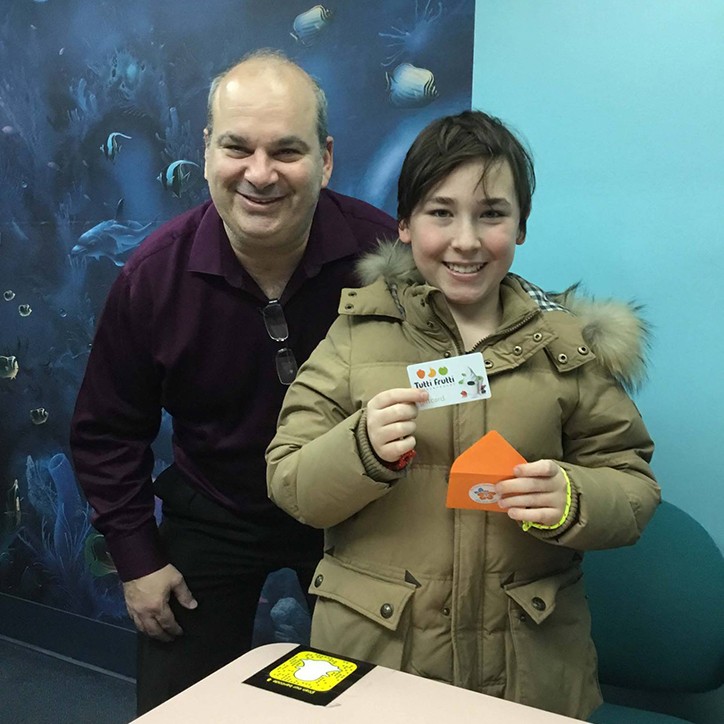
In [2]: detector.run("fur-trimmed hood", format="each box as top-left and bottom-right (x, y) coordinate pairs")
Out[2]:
(355, 239), (651, 392)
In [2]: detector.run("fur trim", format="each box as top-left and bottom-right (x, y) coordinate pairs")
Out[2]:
(355, 243), (651, 392)
(557, 285), (651, 393)
(356, 239), (422, 287)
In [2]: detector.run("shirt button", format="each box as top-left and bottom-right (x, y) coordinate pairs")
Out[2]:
(518, 613), (527, 623)
(531, 597), (546, 611)
(314, 575), (324, 588)
(427, 321), (436, 329)
(380, 603), (394, 619)
(485, 359), (494, 369)
(557, 353), (568, 364)
(444, 351), (451, 358)
(442, 607), (451, 616)
(513, 345), (523, 355)
(533, 332), (543, 342)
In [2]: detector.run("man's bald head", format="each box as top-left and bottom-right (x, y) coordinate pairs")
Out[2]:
(205, 49), (329, 153)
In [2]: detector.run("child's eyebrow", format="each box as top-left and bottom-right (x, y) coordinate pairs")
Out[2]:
(480, 197), (512, 206)
(425, 195), (455, 205)
(425, 195), (512, 206)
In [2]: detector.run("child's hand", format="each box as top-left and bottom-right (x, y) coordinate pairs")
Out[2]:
(497, 460), (568, 527)
(366, 388), (428, 463)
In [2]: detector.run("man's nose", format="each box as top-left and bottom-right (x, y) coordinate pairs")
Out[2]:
(244, 151), (277, 188)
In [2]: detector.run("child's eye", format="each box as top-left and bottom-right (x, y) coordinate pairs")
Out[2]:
(429, 208), (452, 218)
(481, 209), (504, 219)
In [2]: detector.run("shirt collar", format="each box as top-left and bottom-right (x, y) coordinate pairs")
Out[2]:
(298, 189), (362, 278)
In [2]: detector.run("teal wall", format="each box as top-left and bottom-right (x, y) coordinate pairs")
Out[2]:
(472, 1), (724, 552)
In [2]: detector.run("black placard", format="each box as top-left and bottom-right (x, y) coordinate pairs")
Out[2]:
(243, 645), (375, 706)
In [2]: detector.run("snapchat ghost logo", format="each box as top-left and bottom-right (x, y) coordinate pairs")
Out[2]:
(294, 659), (340, 682)
(269, 650), (358, 692)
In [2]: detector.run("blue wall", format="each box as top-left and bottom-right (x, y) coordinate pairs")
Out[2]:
(472, 1), (724, 552)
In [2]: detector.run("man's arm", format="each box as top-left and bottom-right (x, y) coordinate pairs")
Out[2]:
(70, 270), (196, 638)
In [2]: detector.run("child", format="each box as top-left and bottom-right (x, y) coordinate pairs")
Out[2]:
(266, 110), (660, 720)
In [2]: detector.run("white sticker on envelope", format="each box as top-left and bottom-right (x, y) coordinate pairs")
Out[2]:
(406, 352), (491, 410)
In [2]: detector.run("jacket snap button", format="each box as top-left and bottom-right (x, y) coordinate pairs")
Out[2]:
(485, 359), (493, 369)
(513, 345), (523, 355)
(533, 332), (543, 342)
(427, 321), (436, 329)
(578, 345), (589, 355)
(531, 597), (546, 611)
(344, 304), (354, 310)
(442, 607), (451, 616)
(518, 613), (527, 622)
(380, 603), (394, 618)
(444, 351), (451, 358)
(348, 291), (357, 297)
(557, 353), (568, 364)
(314, 575), (324, 588)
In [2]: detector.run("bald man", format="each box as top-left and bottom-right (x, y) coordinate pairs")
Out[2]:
(70, 49), (396, 713)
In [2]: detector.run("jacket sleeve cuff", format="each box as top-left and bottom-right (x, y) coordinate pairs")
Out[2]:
(523, 467), (580, 540)
(354, 409), (406, 484)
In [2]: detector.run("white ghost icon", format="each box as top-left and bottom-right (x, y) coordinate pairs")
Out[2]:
(294, 659), (340, 682)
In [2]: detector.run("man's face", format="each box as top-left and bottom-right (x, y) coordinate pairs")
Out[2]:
(204, 63), (333, 255)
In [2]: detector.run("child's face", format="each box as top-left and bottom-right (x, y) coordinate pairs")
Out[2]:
(398, 159), (525, 319)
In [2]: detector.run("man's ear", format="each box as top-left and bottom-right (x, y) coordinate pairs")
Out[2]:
(398, 218), (411, 244)
(321, 136), (334, 188)
(202, 128), (210, 180)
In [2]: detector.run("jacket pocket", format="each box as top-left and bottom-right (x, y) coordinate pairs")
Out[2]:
(503, 567), (602, 720)
(308, 556), (416, 670)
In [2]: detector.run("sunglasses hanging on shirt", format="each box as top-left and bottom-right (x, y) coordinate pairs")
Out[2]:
(261, 300), (299, 385)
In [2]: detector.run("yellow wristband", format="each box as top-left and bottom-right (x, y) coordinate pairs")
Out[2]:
(522, 468), (572, 532)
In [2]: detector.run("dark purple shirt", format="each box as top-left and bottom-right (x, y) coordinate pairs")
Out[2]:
(70, 189), (396, 581)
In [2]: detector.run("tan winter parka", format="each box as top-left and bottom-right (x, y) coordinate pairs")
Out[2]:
(267, 241), (660, 721)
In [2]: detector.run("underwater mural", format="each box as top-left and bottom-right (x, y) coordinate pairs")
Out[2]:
(0, 0), (474, 632)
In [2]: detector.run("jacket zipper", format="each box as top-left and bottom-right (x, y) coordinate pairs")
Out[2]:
(472, 309), (539, 353)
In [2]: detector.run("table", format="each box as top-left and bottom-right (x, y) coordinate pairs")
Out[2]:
(134, 642), (581, 723)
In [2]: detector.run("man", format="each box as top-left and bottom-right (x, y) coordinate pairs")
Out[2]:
(70, 49), (396, 713)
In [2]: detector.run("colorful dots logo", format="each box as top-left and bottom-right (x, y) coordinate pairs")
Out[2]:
(415, 365), (450, 379)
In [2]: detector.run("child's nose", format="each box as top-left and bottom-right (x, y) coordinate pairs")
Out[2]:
(452, 221), (480, 250)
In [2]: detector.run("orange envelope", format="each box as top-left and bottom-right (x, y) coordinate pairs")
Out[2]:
(446, 430), (527, 511)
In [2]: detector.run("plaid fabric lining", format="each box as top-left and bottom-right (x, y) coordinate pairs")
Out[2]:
(509, 273), (570, 314)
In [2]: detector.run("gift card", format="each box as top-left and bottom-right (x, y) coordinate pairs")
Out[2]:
(406, 352), (491, 410)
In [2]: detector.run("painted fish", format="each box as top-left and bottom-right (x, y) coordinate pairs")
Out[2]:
(290, 5), (333, 46)
(3, 290), (15, 301)
(386, 63), (438, 108)
(71, 218), (155, 266)
(30, 408), (49, 425)
(0, 356), (19, 379)
(18, 304), (32, 317)
(156, 160), (200, 198)
(84, 531), (117, 577)
(100, 132), (132, 161)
